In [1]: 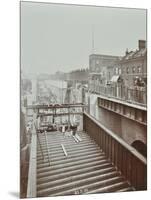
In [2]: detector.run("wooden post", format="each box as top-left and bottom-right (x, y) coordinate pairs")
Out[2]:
(45, 131), (51, 166)
(61, 144), (68, 157)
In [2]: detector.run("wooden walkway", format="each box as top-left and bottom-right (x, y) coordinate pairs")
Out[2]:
(36, 131), (133, 197)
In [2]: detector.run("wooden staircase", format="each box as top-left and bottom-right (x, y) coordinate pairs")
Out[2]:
(36, 131), (134, 197)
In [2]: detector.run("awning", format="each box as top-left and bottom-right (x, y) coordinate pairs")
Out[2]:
(110, 75), (120, 82)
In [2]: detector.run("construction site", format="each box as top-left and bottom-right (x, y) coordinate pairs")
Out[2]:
(20, 78), (147, 198)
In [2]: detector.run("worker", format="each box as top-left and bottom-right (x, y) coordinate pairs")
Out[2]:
(72, 124), (77, 136)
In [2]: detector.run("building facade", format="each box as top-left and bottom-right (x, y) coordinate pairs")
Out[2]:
(89, 40), (147, 105)
(114, 40), (147, 89)
(89, 54), (120, 88)
(89, 54), (120, 73)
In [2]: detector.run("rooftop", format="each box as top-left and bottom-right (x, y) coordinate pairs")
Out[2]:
(122, 48), (147, 61)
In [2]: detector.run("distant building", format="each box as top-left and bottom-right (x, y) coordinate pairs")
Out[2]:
(67, 69), (89, 84)
(89, 54), (120, 85)
(89, 54), (120, 73)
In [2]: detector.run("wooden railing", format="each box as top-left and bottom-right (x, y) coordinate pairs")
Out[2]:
(83, 112), (147, 190)
(89, 83), (147, 106)
(26, 126), (37, 197)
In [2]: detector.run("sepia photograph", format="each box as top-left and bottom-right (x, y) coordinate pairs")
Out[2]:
(20, 1), (147, 198)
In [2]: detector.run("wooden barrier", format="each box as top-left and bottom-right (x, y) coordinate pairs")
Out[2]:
(83, 112), (147, 190)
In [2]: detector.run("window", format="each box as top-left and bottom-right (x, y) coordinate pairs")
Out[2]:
(127, 67), (129, 74)
(132, 67), (136, 73)
(96, 66), (99, 72)
(96, 60), (99, 65)
(108, 72), (111, 79)
(137, 66), (141, 73)
(119, 68), (122, 75)
(115, 67), (119, 75)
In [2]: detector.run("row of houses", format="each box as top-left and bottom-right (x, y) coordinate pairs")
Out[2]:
(89, 40), (147, 105)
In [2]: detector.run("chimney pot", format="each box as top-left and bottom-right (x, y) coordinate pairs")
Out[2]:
(138, 40), (146, 50)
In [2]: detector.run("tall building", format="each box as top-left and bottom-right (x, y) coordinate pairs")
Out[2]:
(89, 54), (121, 89)
(89, 54), (120, 73)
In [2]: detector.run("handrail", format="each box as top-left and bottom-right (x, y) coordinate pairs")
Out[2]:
(89, 83), (147, 106)
(83, 112), (147, 190)
(37, 132), (45, 160)
(97, 94), (147, 111)
(26, 127), (37, 197)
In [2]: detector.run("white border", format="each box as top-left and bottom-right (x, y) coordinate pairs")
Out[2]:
(0, 0), (150, 200)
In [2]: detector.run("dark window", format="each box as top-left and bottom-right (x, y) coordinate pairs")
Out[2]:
(108, 72), (111, 79)
(127, 67), (129, 74)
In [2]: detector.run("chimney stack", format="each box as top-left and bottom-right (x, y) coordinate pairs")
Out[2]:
(138, 40), (146, 50)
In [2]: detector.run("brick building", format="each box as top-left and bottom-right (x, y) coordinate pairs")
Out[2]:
(88, 40), (147, 105)
(89, 54), (120, 86)
(113, 40), (147, 89)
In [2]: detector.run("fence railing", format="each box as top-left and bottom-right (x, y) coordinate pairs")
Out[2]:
(27, 126), (37, 197)
(89, 83), (147, 106)
(83, 112), (147, 190)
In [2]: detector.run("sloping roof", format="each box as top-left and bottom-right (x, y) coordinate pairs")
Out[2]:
(122, 48), (147, 61)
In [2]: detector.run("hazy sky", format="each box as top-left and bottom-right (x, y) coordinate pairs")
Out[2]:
(21, 2), (146, 75)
